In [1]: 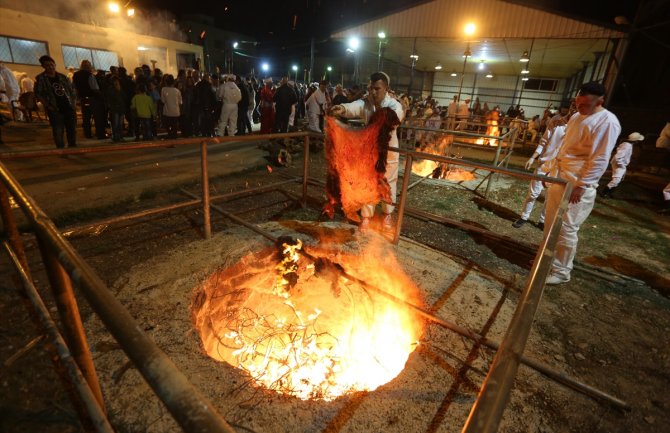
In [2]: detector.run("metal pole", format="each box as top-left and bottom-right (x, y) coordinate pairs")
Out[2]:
(3, 241), (115, 433)
(393, 155), (413, 244)
(484, 143), (503, 197)
(0, 161), (236, 433)
(457, 47), (469, 104)
(36, 236), (105, 412)
(0, 183), (30, 274)
(461, 182), (568, 433)
(302, 135), (310, 207)
(201, 141), (211, 239)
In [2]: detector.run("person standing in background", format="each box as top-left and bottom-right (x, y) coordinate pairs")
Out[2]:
(34, 55), (77, 148)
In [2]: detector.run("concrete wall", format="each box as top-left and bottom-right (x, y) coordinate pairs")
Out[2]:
(0, 7), (203, 77)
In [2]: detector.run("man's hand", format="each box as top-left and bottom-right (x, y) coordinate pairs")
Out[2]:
(569, 186), (585, 204)
(329, 105), (345, 116)
(524, 157), (535, 171)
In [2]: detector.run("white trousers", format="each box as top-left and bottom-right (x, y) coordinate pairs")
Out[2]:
(520, 167), (548, 223)
(663, 183), (670, 201)
(289, 105), (296, 127)
(607, 162), (627, 188)
(361, 158), (399, 218)
(217, 103), (238, 136)
(307, 111), (321, 133)
(544, 177), (597, 280)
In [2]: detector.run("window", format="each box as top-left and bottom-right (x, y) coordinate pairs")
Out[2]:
(523, 78), (558, 92)
(62, 45), (119, 71)
(0, 36), (48, 65)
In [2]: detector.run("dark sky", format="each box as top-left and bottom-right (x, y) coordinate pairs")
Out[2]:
(137, 0), (642, 42)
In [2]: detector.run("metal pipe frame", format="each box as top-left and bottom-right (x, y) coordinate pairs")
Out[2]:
(182, 186), (629, 414)
(2, 241), (115, 433)
(0, 129), (629, 433)
(0, 161), (237, 433)
(36, 235), (105, 411)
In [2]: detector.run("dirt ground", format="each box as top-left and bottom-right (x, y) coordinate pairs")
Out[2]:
(1, 116), (669, 433)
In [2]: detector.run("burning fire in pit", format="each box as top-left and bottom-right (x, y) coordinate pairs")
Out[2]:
(191, 237), (424, 401)
(412, 136), (476, 181)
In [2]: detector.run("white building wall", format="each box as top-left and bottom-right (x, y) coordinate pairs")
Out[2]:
(0, 7), (203, 77)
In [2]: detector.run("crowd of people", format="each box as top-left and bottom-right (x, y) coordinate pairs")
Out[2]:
(1, 57), (397, 148)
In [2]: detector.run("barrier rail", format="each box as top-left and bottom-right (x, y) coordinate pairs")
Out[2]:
(0, 128), (627, 433)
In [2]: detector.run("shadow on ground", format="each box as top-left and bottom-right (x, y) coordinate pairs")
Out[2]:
(583, 254), (670, 297)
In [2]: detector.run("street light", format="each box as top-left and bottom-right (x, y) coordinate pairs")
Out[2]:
(377, 31), (386, 70)
(262, 62), (269, 73)
(108, 2), (120, 13)
(292, 65), (298, 81)
(233, 42), (239, 49)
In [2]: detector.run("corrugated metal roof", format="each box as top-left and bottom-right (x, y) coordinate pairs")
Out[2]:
(332, 0), (623, 39)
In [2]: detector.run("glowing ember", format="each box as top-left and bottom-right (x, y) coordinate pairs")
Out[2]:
(191, 241), (424, 401)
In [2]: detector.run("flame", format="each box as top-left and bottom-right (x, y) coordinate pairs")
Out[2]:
(192, 242), (424, 401)
(411, 135), (476, 181)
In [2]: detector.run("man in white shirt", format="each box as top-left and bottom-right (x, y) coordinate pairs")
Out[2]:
(456, 97), (470, 130)
(329, 72), (405, 231)
(600, 132), (644, 197)
(446, 95), (458, 130)
(543, 82), (621, 285)
(513, 110), (572, 230)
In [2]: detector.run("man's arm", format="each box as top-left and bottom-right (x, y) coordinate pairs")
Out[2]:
(577, 115), (621, 188)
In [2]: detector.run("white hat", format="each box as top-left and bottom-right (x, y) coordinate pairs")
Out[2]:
(627, 132), (644, 141)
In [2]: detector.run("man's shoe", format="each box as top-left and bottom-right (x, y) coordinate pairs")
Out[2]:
(382, 213), (394, 230)
(359, 217), (370, 231)
(537, 222), (545, 230)
(545, 274), (570, 285)
(599, 186), (615, 198)
(512, 218), (527, 228)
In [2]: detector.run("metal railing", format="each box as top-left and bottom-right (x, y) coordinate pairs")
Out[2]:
(0, 129), (628, 433)
(398, 121), (519, 197)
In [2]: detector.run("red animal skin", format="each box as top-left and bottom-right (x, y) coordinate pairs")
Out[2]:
(323, 108), (400, 222)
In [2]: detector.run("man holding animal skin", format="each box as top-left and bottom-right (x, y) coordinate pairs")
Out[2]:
(329, 72), (405, 231)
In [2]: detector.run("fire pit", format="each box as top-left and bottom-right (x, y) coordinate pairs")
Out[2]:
(191, 236), (424, 401)
(85, 221), (518, 433)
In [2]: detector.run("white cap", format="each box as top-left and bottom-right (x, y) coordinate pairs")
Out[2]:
(627, 132), (644, 141)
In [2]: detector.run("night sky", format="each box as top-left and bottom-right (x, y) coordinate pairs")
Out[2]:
(136, 0), (642, 42)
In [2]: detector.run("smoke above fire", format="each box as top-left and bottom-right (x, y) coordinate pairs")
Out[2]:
(1, 0), (189, 70)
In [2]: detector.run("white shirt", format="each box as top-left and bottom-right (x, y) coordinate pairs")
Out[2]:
(536, 124), (566, 163)
(160, 86), (182, 117)
(306, 88), (328, 113)
(610, 141), (633, 167)
(447, 100), (457, 117)
(557, 108), (621, 187)
(337, 93), (405, 162)
(457, 101), (470, 118)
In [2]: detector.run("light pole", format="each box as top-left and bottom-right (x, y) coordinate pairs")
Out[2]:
(348, 37), (360, 84)
(457, 23), (476, 104)
(324, 65), (332, 81)
(377, 31), (386, 70)
(292, 65), (298, 81)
